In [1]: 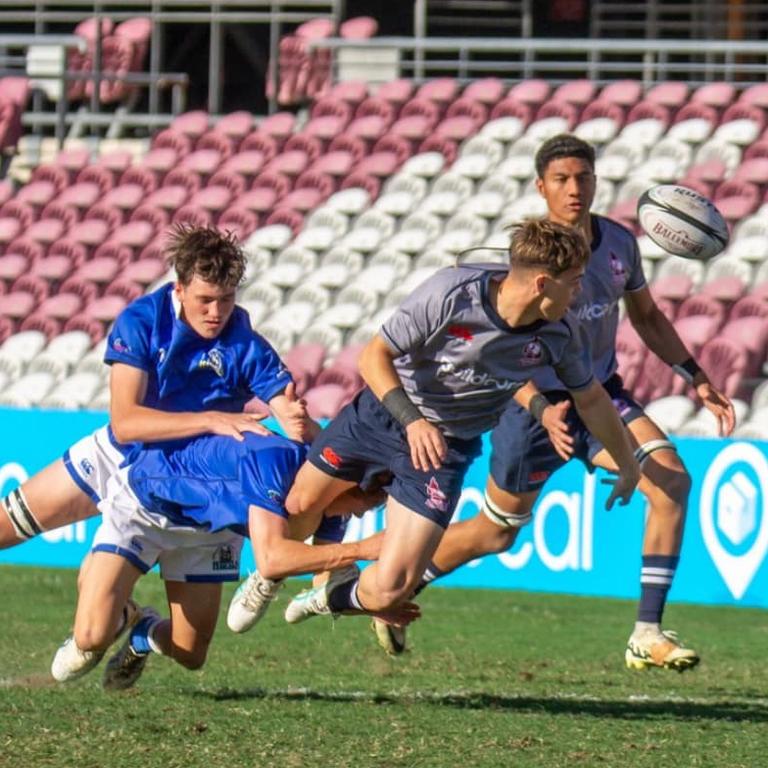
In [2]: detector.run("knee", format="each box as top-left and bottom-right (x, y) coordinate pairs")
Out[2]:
(73, 623), (111, 653)
(645, 466), (691, 512)
(371, 572), (414, 609)
(475, 520), (518, 555)
(172, 645), (209, 671)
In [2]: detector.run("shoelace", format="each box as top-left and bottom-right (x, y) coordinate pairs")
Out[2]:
(243, 575), (281, 611)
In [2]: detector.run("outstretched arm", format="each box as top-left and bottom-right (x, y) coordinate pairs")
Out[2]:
(624, 287), (735, 436)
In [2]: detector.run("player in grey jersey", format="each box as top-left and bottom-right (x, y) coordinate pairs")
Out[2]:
(278, 218), (640, 628)
(378, 134), (736, 668)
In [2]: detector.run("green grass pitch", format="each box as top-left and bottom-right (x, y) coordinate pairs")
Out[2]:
(1, 565), (767, 768)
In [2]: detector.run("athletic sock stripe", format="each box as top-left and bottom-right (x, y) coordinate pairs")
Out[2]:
(642, 567), (676, 577)
(640, 576), (674, 586)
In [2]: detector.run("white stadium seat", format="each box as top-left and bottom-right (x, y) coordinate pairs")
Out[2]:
(0, 371), (56, 407)
(41, 372), (103, 410)
(0, 331), (48, 379)
(28, 331), (94, 379)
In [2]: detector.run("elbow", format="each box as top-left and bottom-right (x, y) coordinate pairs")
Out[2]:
(109, 418), (131, 444)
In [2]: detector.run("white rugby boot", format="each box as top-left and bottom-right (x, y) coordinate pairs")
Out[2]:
(227, 572), (283, 633)
(284, 565), (360, 624)
(625, 627), (700, 672)
(51, 599), (139, 683)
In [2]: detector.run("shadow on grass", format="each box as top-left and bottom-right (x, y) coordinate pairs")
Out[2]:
(193, 687), (768, 723)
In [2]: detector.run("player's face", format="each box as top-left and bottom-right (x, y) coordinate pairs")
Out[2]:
(537, 157), (596, 228)
(539, 265), (584, 320)
(175, 275), (237, 339)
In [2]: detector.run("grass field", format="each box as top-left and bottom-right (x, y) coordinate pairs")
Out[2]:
(1, 565), (767, 768)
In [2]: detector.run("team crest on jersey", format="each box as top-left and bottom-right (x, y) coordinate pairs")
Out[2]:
(266, 489), (283, 504)
(521, 338), (543, 366)
(611, 396), (632, 418)
(609, 251), (626, 285)
(320, 446), (342, 469)
(212, 544), (239, 572)
(424, 477), (448, 512)
(447, 324), (474, 343)
(198, 348), (225, 377)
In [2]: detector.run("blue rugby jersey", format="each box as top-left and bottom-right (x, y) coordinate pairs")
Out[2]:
(104, 283), (292, 413)
(533, 215), (646, 391)
(126, 432), (307, 535)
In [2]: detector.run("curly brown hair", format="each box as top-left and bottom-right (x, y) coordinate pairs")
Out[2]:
(508, 218), (590, 277)
(166, 224), (246, 287)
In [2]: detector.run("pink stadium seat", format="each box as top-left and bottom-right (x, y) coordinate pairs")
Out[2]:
(30, 165), (70, 194)
(0, 290), (38, 320)
(85, 37), (136, 103)
(282, 134), (323, 164)
(179, 149), (222, 178)
(67, 219), (115, 251)
(207, 170), (247, 197)
(5, 237), (45, 263)
(172, 205), (214, 228)
(733, 157), (768, 187)
(580, 100), (626, 127)
(0, 200), (36, 229)
(54, 147), (91, 174)
(122, 257), (168, 286)
(713, 179), (761, 223)
(151, 128), (194, 157)
(340, 15), (377, 39)
(353, 151), (400, 178)
(551, 79), (597, 106)
(189, 186), (232, 214)
(119, 166), (160, 195)
(489, 98), (533, 127)
(31, 253), (74, 284)
(536, 100), (580, 128)
(114, 16), (152, 71)
(676, 293), (727, 328)
(163, 168), (203, 195)
(645, 81), (690, 109)
(217, 208), (259, 240)
(283, 342), (327, 396)
(104, 277), (144, 303)
(388, 115), (432, 144)
(234, 188), (278, 215)
(169, 110), (210, 139)
(340, 172), (380, 200)
(463, 78), (505, 106)
(145, 185), (188, 212)
(435, 115), (481, 142)
(40, 201), (81, 229)
(76, 165), (115, 195)
(700, 275), (747, 304)
(98, 150), (134, 177)
(355, 96), (397, 126)
(691, 81), (736, 109)
(62, 314), (108, 344)
(445, 98), (489, 125)
(310, 96), (354, 123)
(304, 383), (349, 420)
(12, 274), (50, 303)
(103, 183), (145, 212)
(195, 130), (236, 160)
(18, 313), (60, 340)
(0, 180), (13, 208)
(416, 78), (460, 107)
(377, 79), (415, 109)
(264, 208), (304, 236)
(294, 169), (337, 197)
(24, 218), (66, 249)
(106, 221), (155, 254)
(74, 256), (121, 288)
(371, 136), (411, 168)
(265, 150), (311, 178)
(508, 79), (551, 108)
(252, 170), (292, 199)
(673, 102), (718, 125)
(47, 240), (89, 269)
(84, 202), (124, 231)
(328, 79), (369, 107)
(606, 199), (640, 234)
(625, 100), (672, 128)
(599, 79), (642, 108)
(0, 76), (31, 108)
(698, 336), (750, 398)
(328, 134), (368, 163)
(212, 111), (254, 145)
(418, 136), (458, 165)
(345, 115), (388, 145)
(221, 150), (267, 179)
(129, 204), (169, 234)
(258, 112), (296, 146)
(28, 291), (82, 321)
(0, 217), (22, 254)
(730, 295), (768, 321)
(719, 317), (768, 373)
(56, 181), (102, 212)
(17, 180), (58, 211)
(720, 102), (766, 131)
(0, 253), (28, 287)
(744, 140), (768, 162)
(400, 97), (441, 128)
(309, 149), (356, 178)
(278, 188), (324, 213)
(302, 116), (350, 147)
(93, 241), (135, 269)
(651, 274), (693, 302)
(739, 83), (768, 109)
(142, 147), (180, 175)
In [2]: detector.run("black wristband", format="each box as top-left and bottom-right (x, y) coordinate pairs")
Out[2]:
(672, 357), (702, 385)
(381, 387), (423, 428)
(529, 393), (549, 423)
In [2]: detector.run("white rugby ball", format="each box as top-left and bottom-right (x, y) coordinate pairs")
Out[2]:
(637, 184), (729, 261)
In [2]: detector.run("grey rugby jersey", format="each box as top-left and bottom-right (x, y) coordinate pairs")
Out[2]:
(533, 215), (646, 392)
(380, 264), (594, 439)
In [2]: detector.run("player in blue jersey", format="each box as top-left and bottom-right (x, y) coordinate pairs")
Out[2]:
(50, 431), (399, 690)
(0, 225), (311, 550)
(279, 218), (641, 630)
(374, 134), (736, 668)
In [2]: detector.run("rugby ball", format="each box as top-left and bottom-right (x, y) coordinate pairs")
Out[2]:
(637, 184), (729, 261)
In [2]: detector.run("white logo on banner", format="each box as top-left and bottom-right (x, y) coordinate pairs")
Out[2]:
(700, 442), (768, 600)
(0, 461), (28, 492)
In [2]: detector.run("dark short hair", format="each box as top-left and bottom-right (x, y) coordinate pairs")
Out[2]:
(534, 133), (596, 179)
(166, 224), (246, 287)
(508, 217), (590, 277)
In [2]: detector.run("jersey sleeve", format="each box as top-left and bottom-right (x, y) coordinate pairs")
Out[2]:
(624, 233), (647, 293)
(380, 271), (452, 355)
(240, 329), (294, 403)
(553, 315), (595, 392)
(103, 301), (153, 370)
(239, 444), (304, 518)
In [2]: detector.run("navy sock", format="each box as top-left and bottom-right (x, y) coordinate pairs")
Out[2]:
(328, 578), (362, 612)
(413, 561), (446, 596)
(638, 554), (679, 623)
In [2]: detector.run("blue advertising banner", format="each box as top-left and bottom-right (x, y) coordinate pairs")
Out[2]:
(0, 408), (766, 609)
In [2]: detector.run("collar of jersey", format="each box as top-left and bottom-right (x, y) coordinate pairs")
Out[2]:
(480, 271), (547, 334)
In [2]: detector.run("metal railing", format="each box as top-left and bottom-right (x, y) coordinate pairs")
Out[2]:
(307, 36), (768, 89)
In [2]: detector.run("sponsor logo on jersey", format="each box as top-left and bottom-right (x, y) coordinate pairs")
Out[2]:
(198, 348), (225, 377)
(528, 470), (550, 484)
(79, 458), (95, 477)
(611, 397), (632, 418)
(157, 347), (166, 364)
(112, 337), (129, 353)
(447, 324), (474, 343)
(130, 536), (144, 553)
(425, 477), (448, 512)
(435, 357), (517, 391)
(521, 338), (543, 366)
(320, 446), (342, 469)
(266, 489), (283, 504)
(574, 300), (618, 321)
(609, 251), (626, 285)
(212, 543), (239, 572)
